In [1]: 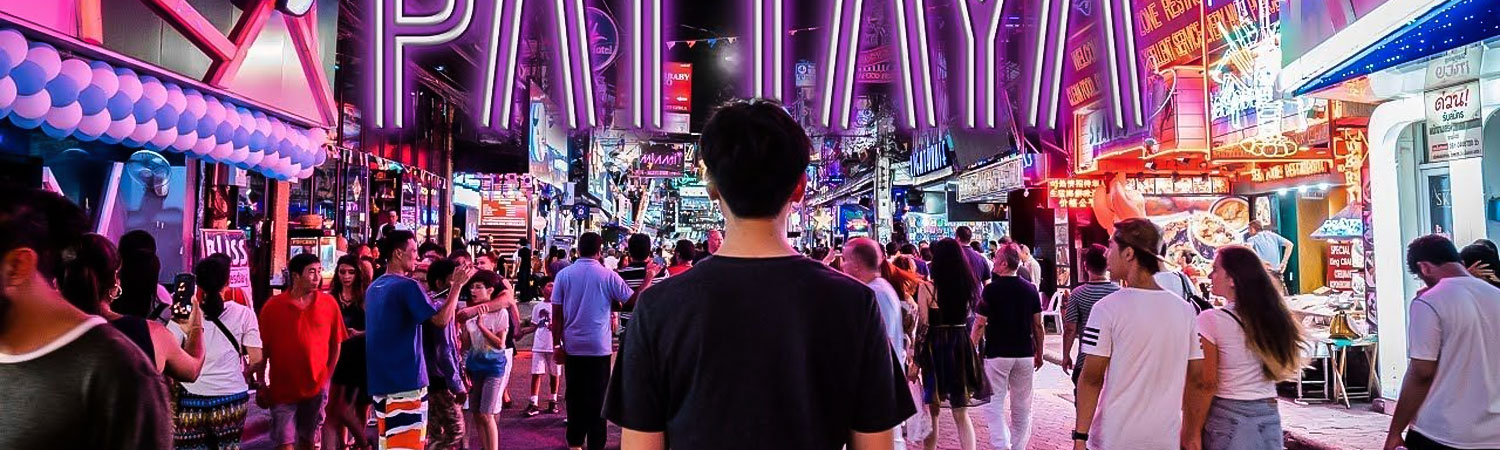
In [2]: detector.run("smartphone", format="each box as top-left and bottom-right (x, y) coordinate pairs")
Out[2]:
(171, 273), (197, 320)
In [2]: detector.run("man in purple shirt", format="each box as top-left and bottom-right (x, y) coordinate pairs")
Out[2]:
(956, 226), (991, 304)
(551, 232), (633, 450)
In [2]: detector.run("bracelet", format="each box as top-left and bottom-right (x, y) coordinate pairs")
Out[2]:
(1071, 431), (1089, 442)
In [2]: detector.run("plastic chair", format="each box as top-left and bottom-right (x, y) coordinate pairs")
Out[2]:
(1041, 289), (1066, 335)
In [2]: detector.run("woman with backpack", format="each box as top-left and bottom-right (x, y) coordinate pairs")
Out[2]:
(1182, 246), (1305, 450)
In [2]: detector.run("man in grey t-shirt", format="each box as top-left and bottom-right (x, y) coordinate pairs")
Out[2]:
(0, 189), (172, 450)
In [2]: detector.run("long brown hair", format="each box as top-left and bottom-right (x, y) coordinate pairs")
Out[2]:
(331, 254), (369, 309)
(1215, 246), (1304, 380)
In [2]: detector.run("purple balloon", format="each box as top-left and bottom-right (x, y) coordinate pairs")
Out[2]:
(107, 70), (140, 121)
(0, 29), (28, 76)
(242, 150), (265, 167)
(200, 96), (224, 136)
(78, 66), (118, 115)
(12, 44), (60, 95)
(173, 129), (197, 152)
(156, 84), (183, 129)
(0, 76), (17, 114)
(77, 111), (110, 138)
(183, 90), (205, 119)
(13, 90), (50, 120)
(134, 76), (166, 123)
(44, 102), (83, 130)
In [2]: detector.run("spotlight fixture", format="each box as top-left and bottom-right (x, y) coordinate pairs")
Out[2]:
(278, 0), (314, 16)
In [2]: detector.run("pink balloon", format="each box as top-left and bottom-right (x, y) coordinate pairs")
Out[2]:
(296, 167), (314, 180)
(229, 145), (250, 163)
(13, 91), (50, 120)
(89, 67), (118, 95)
(307, 128), (329, 148)
(77, 111), (110, 137)
(242, 151), (265, 167)
(222, 106), (240, 128)
(115, 72), (141, 101)
(106, 118), (134, 141)
(58, 58), (91, 87)
(165, 85), (186, 113)
(151, 127), (177, 150)
(26, 44), (61, 80)
(0, 76), (16, 110)
(204, 97), (224, 123)
(173, 130), (197, 152)
(192, 136), (214, 156)
(0, 29), (27, 73)
(184, 91), (205, 118)
(44, 103), (83, 130)
(211, 142), (234, 160)
(255, 114), (272, 136)
(129, 119), (157, 143)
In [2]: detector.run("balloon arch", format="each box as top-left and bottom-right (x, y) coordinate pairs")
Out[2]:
(0, 28), (327, 180)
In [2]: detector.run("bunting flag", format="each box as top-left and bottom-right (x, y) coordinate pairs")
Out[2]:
(687, 41), (696, 48)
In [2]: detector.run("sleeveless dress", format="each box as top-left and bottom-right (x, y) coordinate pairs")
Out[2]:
(915, 278), (991, 408)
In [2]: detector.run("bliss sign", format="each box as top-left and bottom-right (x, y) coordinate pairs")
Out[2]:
(368, 0), (1144, 132)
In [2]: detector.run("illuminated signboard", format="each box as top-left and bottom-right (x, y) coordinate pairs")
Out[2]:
(908, 130), (949, 178)
(1136, 0), (1206, 70)
(1126, 176), (1231, 196)
(957, 156), (1025, 203)
(1244, 160), (1334, 183)
(1048, 178), (1103, 209)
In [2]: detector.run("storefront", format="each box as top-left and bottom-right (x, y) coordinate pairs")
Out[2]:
(0, 2), (336, 301)
(1278, 0), (1500, 404)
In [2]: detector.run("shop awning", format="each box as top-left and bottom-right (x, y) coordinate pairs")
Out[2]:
(0, 26), (327, 181)
(1311, 204), (1365, 240)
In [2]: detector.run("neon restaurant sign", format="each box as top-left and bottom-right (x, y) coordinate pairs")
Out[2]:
(367, 0), (1154, 133)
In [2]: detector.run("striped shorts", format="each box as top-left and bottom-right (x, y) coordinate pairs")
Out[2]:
(374, 388), (429, 450)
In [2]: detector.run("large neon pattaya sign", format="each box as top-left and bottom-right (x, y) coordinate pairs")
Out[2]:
(367, 0), (1146, 132)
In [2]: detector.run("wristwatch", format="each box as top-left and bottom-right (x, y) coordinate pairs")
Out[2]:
(1071, 431), (1089, 442)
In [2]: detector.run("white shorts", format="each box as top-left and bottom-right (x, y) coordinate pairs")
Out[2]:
(531, 351), (560, 376)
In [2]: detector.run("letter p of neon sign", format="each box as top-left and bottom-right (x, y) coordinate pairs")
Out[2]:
(371, 0), (475, 129)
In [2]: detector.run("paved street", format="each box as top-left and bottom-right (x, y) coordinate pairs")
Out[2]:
(240, 334), (1387, 449)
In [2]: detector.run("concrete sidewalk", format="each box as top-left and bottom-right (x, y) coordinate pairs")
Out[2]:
(1040, 335), (1387, 450)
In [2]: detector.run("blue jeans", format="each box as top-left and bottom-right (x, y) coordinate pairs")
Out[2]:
(1203, 398), (1283, 450)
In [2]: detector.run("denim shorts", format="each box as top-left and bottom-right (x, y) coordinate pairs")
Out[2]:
(270, 388), (329, 446)
(1202, 397), (1283, 450)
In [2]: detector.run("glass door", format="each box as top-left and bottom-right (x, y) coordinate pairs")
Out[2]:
(1419, 168), (1454, 238)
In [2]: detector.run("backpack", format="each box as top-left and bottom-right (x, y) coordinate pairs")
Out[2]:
(1174, 271), (1214, 313)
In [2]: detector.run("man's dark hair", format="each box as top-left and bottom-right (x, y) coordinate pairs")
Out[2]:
(1082, 244), (1109, 275)
(1407, 234), (1461, 275)
(900, 243), (917, 256)
(578, 232), (604, 258)
(0, 189), (88, 282)
(627, 233), (653, 261)
(955, 226), (974, 243)
(379, 229), (417, 263)
(427, 258), (457, 292)
(418, 240), (446, 257)
(1474, 238), (1498, 253)
(288, 252), (321, 277)
(698, 100), (811, 218)
(1112, 218), (1164, 273)
(449, 249), (472, 261)
(673, 239), (696, 264)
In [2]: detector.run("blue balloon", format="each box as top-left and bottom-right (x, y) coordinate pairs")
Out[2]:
(77, 86), (109, 115)
(234, 161), (253, 171)
(155, 103), (179, 131)
(177, 111), (196, 132)
(232, 126), (249, 148)
(106, 93), (134, 120)
(40, 122), (71, 139)
(97, 130), (122, 144)
(45, 76), (82, 107)
(215, 121), (235, 144)
(10, 60), (47, 95)
(132, 76), (163, 123)
(197, 115), (217, 138)
(9, 114), (42, 129)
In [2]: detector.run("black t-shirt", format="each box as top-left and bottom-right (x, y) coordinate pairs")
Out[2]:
(976, 276), (1043, 358)
(0, 319), (173, 449)
(604, 255), (916, 449)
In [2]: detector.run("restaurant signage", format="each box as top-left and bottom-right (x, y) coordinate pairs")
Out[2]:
(1245, 160), (1334, 183)
(635, 143), (687, 178)
(1125, 176), (1231, 196)
(957, 156), (1025, 203)
(1048, 178), (1103, 209)
(909, 130), (950, 178)
(1425, 81), (1483, 163)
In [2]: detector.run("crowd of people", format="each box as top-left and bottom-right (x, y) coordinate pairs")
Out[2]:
(0, 97), (1497, 450)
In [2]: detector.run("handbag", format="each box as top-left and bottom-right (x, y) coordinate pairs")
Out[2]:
(903, 376), (933, 442)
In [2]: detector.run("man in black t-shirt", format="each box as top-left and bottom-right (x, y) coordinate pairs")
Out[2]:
(615, 233), (667, 331)
(972, 243), (1044, 450)
(0, 189), (172, 450)
(604, 100), (914, 450)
